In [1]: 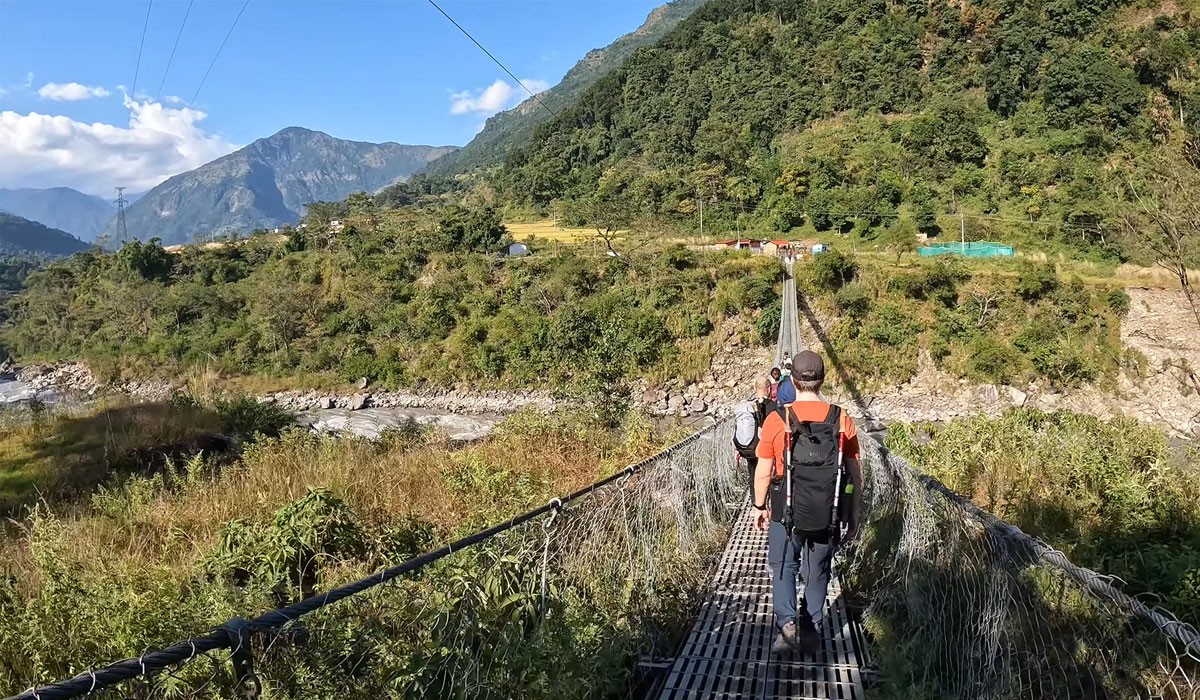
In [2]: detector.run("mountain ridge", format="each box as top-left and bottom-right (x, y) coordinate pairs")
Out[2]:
(0, 187), (115, 242)
(105, 127), (458, 245)
(420, 0), (708, 177)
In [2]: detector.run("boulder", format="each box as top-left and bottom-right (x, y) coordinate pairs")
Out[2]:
(641, 389), (659, 404)
(689, 398), (707, 414)
(349, 393), (370, 411)
(1008, 387), (1028, 407)
(319, 397), (334, 410)
(356, 377), (369, 390)
(667, 395), (687, 412)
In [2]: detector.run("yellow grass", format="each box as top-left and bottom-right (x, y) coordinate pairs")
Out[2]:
(503, 220), (600, 242)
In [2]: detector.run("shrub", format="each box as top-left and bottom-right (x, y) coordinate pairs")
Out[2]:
(835, 284), (872, 318)
(1015, 261), (1059, 301)
(1106, 288), (1131, 317)
(966, 336), (1024, 384)
(755, 305), (782, 345)
(866, 303), (921, 347)
(806, 250), (858, 292)
(213, 396), (295, 442)
(205, 487), (368, 591)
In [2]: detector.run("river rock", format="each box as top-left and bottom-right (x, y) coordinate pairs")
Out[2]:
(1008, 387), (1028, 407)
(668, 395), (687, 412)
(642, 389), (659, 404)
(319, 396), (333, 410)
(689, 398), (707, 414)
(356, 377), (369, 390)
(349, 393), (369, 410)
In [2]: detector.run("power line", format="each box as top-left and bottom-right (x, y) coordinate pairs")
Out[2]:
(426, 0), (557, 119)
(156, 0), (194, 100)
(129, 0), (154, 101)
(189, 0), (250, 105)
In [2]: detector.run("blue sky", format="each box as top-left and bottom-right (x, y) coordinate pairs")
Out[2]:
(0, 0), (665, 194)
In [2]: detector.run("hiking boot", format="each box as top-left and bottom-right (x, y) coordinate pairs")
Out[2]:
(795, 616), (821, 656)
(771, 620), (799, 654)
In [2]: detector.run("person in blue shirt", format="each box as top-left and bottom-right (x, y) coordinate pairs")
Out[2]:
(775, 359), (796, 405)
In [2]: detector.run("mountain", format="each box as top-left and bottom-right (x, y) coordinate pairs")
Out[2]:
(420, 0), (708, 177)
(0, 187), (115, 241)
(499, 0), (1200, 260)
(105, 128), (459, 245)
(0, 212), (89, 256)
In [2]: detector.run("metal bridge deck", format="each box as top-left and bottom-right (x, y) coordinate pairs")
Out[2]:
(656, 506), (867, 700)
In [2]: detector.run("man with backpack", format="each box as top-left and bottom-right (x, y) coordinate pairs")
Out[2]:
(733, 376), (778, 503)
(752, 350), (863, 655)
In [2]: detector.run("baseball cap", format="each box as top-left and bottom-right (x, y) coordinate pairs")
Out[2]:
(793, 350), (825, 381)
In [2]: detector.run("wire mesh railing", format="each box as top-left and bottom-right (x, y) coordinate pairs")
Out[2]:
(846, 435), (1200, 700)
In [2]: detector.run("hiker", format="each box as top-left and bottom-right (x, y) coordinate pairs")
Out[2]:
(768, 366), (781, 400)
(752, 350), (863, 656)
(775, 360), (797, 405)
(733, 376), (778, 502)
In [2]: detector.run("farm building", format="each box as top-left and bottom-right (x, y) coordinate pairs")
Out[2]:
(504, 241), (530, 257)
(713, 239), (762, 252)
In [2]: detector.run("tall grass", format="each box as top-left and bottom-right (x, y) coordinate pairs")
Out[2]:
(0, 406), (698, 697)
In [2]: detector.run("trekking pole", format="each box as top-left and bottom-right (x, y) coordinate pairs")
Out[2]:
(783, 410), (793, 532)
(830, 434), (845, 547)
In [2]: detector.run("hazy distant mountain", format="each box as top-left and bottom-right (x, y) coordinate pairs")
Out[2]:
(0, 187), (115, 241)
(421, 0), (708, 177)
(105, 127), (459, 245)
(0, 212), (90, 256)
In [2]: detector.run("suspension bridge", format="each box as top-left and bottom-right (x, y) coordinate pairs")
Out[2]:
(6, 264), (1199, 700)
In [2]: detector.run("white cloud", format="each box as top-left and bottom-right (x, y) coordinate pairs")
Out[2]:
(24, 73), (33, 89)
(449, 78), (549, 117)
(38, 82), (111, 101)
(0, 97), (238, 194)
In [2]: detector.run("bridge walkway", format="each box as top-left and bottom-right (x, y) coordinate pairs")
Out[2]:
(656, 261), (869, 699)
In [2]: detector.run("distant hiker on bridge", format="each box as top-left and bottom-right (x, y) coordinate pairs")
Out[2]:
(753, 350), (863, 656)
(768, 366), (781, 400)
(733, 376), (778, 503)
(775, 358), (797, 405)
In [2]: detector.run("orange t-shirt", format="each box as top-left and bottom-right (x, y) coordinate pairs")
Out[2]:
(755, 399), (859, 477)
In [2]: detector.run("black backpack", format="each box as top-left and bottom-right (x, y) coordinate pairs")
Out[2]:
(774, 404), (843, 536)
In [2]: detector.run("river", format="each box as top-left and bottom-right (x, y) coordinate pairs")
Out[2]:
(0, 379), (501, 441)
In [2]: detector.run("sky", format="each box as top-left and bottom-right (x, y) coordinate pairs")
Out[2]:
(0, 0), (666, 195)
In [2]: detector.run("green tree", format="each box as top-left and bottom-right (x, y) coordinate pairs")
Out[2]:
(878, 217), (919, 262)
(1120, 151), (1200, 329)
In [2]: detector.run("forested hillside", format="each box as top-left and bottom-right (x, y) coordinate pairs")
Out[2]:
(0, 212), (89, 257)
(500, 0), (1200, 259)
(421, 0), (708, 177)
(3, 210), (779, 405)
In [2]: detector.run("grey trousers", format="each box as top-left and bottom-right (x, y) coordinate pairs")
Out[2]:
(767, 520), (834, 629)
